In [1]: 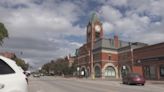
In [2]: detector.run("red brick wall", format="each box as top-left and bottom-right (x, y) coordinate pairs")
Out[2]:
(133, 42), (164, 80)
(114, 35), (119, 48)
(118, 51), (132, 63)
(134, 43), (164, 61)
(132, 66), (143, 76)
(100, 52), (119, 68)
(0, 52), (15, 59)
(101, 52), (118, 61)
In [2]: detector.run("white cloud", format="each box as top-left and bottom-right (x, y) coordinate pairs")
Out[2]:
(98, 0), (164, 44)
(0, 0), (86, 69)
(103, 22), (114, 35)
(70, 42), (83, 47)
(109, 0), (128, 6)
(0, 0), (164, 69)
(100, 5), (122, 22)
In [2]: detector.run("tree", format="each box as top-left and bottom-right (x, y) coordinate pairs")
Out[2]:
(0, 23), (8, 45)
(41, 58), (76, 76)
(14, 58), (29, 71)
(11, 55), (29, 71)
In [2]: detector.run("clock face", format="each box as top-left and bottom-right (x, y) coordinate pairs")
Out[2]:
(95, 25), (101, 32)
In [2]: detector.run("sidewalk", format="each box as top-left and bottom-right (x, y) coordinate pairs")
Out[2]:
(63, 76), (164, 84)
(146, 80), (164, 84)
(73, 77), (164, 84)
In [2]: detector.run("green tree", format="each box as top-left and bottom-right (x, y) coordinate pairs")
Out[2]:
(42, 58), (76, 76)
(0, 23), (8, 45)
(12, 57), (29, 71)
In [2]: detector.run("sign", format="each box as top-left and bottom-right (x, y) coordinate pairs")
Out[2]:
(77, 67), (80, 71)
(81, 71), (84, 76)
(123, 66), (126, 69)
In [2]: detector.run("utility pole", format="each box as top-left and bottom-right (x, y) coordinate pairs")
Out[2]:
(131, 46), (134, 71)
(90, 24), (95, 79)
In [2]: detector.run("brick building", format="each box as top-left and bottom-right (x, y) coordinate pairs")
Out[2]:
(133, 42), (164, 80)
(76, 13), (164, 80)
(65, 54), (76, 67)
(118, 42), (147, 78)
(76, 13), (146, 79)
(0, 52), (16, 59)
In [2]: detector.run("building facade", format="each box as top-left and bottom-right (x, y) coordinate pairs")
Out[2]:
(0, 52), (16, 59)
(76, 13), (146, 79)
(133, 42), (164, 80)
(76, 13), (164, 80)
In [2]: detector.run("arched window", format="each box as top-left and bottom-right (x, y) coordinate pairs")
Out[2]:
(105, 66), (116, 77)
(95, 66), (101, 77)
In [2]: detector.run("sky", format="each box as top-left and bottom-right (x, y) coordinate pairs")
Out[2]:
(0, 0), (164, 70)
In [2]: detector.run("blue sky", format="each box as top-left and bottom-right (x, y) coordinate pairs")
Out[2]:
(0, 0), (164, 70)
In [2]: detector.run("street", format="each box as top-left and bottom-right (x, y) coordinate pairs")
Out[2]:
(28, 76), (164, 92)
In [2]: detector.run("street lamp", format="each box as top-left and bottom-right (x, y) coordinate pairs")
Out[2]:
(131, 47), (134, 66)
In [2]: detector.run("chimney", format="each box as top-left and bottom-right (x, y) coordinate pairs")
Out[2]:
(114, 35), (119, 48)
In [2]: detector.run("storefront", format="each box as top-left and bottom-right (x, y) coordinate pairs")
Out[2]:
(104, 66), (116, 78)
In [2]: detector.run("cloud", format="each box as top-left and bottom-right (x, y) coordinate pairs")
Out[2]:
(0, 0), (86, 69)
(99, 0), (164, 44)
(0, 0), (164, 69)
(100, 5), (122, 22)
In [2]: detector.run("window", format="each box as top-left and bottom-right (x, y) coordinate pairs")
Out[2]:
(105, 66), (116, 77)
(0, 59), (15, 75)
(160, 65), (164, 77)
(109, 55), (111, 60)
(111, 40), (114, 47)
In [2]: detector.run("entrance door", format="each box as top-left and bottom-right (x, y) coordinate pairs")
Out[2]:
(144, 66), (156, 79)
(104, 66), (116, 78)
(95, 66), (101, 78)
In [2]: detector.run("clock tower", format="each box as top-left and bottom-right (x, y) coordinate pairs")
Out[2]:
(87, 13), (103, 43)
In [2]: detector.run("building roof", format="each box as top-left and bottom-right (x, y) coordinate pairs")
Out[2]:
(93, 38), (129, 50)
(134, 42), (164, 52)
(90, 12), (99, 24)
(93, 38), (148, 52)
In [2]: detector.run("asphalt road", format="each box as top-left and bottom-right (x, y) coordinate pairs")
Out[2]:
(28, 76), (164, 92)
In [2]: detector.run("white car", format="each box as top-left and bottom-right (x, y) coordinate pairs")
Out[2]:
(0, 56), (28, 92)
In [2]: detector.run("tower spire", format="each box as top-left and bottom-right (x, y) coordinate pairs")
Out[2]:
(90, 12), (99, 23)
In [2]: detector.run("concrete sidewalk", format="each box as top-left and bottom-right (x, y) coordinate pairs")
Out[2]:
(61, 76), (164, 85)
(73, 77), (164, 85)
(146, 80), (164, 84)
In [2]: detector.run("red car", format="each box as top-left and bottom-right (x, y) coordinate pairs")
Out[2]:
(122, 72), (145, 86)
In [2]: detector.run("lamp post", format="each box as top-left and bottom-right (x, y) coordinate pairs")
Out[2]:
(131, 46), (134, 72)
(131, 48), (134, 65)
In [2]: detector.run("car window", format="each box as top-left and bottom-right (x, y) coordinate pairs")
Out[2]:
(0, 59), (15, 75)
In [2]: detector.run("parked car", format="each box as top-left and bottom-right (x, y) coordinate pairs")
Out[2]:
(122, 72), (145, 86)
(0, 56), (28, 92)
